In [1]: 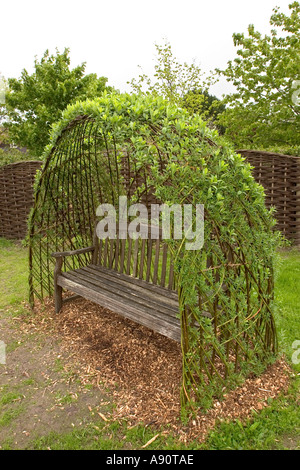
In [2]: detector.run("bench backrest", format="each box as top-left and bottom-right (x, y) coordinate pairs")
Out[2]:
(91, 225), (176, 291)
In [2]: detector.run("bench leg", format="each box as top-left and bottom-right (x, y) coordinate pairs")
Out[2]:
(54, 284), (63, 313)
(54, 256), (63, 313)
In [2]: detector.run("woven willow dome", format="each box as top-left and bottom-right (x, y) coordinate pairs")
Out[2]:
(28, 93), (279, 409)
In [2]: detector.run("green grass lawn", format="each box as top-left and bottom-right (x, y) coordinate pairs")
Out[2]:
(275, 251), (300, 368)
(0, 238), (299, 450)
(0, 238), (28, 309)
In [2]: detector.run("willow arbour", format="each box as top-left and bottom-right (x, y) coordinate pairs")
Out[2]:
(28, 93), (279, 411)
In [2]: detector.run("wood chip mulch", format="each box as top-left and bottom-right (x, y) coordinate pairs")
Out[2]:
(29, 297), (292, 444)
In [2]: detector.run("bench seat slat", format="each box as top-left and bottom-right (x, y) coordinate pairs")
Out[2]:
(59, 271), (179, 324)
(57, 274), (181, 342)
(79, 266), (178, 311)
(89, 264), (178, 301)
(86, 265), (178, 305)
(66, 267), (179, 320)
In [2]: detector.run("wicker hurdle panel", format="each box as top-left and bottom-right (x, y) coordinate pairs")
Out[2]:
(238, 150), (300, 245)
(0, 160), (42, 239)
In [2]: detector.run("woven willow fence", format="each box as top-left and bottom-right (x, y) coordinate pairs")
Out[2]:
(239, 150), (300, 245)
(0, 160), (42, 239)
(1, 151), (299, 245)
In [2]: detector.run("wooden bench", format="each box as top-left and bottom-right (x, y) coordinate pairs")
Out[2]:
(52, 230), (182, 342)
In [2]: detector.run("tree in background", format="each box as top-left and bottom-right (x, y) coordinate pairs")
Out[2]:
(182, 89), (226, 132)
(5, 48), (112, 157)
(0, 74), (8, 137)
(0, 75), (27, 167)
(217, 1), (300, 154)
(129, 41), (223, 125)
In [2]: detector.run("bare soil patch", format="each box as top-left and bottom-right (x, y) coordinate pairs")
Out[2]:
(27, 297), (292, 444)
(0, 310), (110, 449)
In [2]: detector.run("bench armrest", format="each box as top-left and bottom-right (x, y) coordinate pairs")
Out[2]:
(51, 246), (95, 258)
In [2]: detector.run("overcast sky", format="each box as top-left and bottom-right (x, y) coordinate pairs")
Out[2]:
(0, 0), (292, 98)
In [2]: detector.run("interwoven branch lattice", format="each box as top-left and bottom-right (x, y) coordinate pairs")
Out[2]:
(28, 94), (279, 410)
